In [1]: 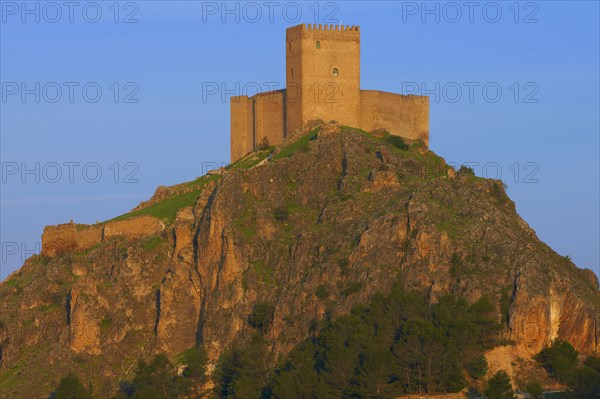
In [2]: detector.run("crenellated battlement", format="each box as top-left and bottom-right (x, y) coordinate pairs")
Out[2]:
(288, 23), (360, 33)
(304, 23), (359, 31)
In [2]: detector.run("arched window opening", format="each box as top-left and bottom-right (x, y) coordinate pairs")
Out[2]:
(332, 67), (339, 77)
(316, 41), (321, 49)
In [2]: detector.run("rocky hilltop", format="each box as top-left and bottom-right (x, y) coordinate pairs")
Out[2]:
(0, 124), (598, 398)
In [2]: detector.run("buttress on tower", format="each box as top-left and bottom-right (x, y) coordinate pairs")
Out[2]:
(230, 24), (429, 162)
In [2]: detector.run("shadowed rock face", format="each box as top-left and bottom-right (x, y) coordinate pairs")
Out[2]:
(0, 126), (598, 398)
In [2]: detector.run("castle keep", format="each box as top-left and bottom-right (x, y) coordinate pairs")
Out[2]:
(230, 24), (429, 162)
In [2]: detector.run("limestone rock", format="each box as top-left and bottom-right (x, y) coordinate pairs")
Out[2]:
(0, 127), (598, 398)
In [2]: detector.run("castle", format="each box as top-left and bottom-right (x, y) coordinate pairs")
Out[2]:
(230, 23), (429, 162)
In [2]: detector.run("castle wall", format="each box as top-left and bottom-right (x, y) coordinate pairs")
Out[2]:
(286, 24), (361, 133)
(360, 90), (430, 144)
(41, 216), (166, 257)
(230, 91), (286, 162)
(230, 24), (431, 163)
(102, 215), (166, 240)
(41, 223), (102, 257)
(252, 90), (286, 149)
(285, 24), (304, 135)
(230, 95), (253, 162)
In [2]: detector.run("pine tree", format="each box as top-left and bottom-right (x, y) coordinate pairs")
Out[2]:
(484, 370), (515, 399)
(54, 373), (94, 399)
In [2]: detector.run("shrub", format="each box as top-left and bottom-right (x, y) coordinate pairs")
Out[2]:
(466, 387), (483, 399)
(570, 366), (600, 398)
(274, 206), (289, 221)
(247, 302), (275, 332)
(53, 373), (94, 399)
(340, 281), (363, 297)
(449, 252), (462, 277)
(179, 345), (208, 380)
(465, 355), (488, 379)
(585, 355), (600, 372)
(458, 165), (475, 176)
(484, 370), (515, 399)
(534, 339), (579, 382)
(525, 380), (544, 399)
(386, 135), (409, 150)
(315, 284), (330, 300)
(258, 136), (270, 150)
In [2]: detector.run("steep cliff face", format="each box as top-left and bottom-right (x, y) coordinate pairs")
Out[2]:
(0, 125), (598, 398)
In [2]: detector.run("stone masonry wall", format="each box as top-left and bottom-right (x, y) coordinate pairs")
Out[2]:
(230, 95), (254, 162)
(286, 23), (361, 133)
(41, 215), (166, 257)
(360, 90), (430, 145)
(252, 90), (286, 149)
(41, 222), (103, 257)
(230, 90), (286, 161)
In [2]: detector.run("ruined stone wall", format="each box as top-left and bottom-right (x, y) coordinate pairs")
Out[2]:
(41, 223), (102, 257)
(360, 90), (430, 144)
(41, 215), (166, 257)
(102, 215), (165, 240)
(286, 23), (361, 133)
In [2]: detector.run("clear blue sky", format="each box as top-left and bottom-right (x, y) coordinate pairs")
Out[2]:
(1, 1), (598, 280)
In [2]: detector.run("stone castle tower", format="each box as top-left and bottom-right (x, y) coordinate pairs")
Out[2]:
(230, 24), (429, 162)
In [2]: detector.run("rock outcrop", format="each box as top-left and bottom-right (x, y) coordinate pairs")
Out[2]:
(0, 125), (598, 398)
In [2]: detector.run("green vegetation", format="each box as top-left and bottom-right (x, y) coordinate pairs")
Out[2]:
(338, 280), (363, 297)
(315, 284), (330, 300)
(100, 318), (112, 330)
(535, 339), (580, 383)
(112, 347), (207, 398)
(250, 260), (273, 285)
(247, 302), (275, 333)
(110, 175), (219, 225)
(213, 334), (273, 399)
(274, 205), (289, 221)
(227, 147), (274, 170)
(386, 135), (409, 150)
(534, 340), (600, 397)
(499, 286), (512, 326)
(525, 380), (544, 399)
(458, 165), (475, 177)
(232, 191), (257, 239)
(115, 354), (181, 399)
(484, 370), (515, 399)
(53, 373), (95, 399)
(142, 236), (164, 250)
(52, 347), (208, 399)
(116, 190), (199, 224)
(433, 202), (466, 240)
(465, 354), (488, 379)
(449, 252), (463, 277)
(210, 281), (501, 398)
(258, 136), (270, 150)
(175, 345), (208, 380)
(38, 302), (61, 312)
(273, 127), (320, 160)
(2, 278), (18, 288)
(491, 181), (510, 206)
